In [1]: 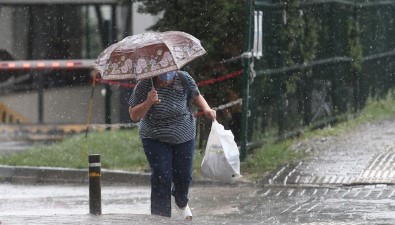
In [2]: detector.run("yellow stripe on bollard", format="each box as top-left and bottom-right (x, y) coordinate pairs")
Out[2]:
(89, 172), (101, 177)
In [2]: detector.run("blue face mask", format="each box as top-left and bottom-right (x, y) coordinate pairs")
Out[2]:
(158, 71), (176, 81)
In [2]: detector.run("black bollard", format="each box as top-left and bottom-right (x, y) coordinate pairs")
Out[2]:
(89, 154), (102, 215)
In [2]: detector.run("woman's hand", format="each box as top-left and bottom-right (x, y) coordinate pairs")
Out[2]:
(146, 87), (159, 105)
(193, 95), (216, 121)
(129, 87), (159, 121)
(203, 108), (216, 121)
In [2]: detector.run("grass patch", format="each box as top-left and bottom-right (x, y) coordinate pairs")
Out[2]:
(0, 129), (148, 171)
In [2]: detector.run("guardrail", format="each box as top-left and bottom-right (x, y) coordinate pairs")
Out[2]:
(0, 123), (138, 141)
(0, 102), (29, 124)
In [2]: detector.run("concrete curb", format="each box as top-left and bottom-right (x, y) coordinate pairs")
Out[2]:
(0, 165), (255, 187)
(0, 165), (151, 186)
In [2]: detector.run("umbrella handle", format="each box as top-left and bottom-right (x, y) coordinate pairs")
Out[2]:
(151, 78), (161, 104)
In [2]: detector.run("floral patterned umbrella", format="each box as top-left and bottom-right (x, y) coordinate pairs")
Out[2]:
(93, 31), (206, 80)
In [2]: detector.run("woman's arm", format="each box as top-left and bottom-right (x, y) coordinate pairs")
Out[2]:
(129, 87), (158, 121)
(193, 94), (216, 121)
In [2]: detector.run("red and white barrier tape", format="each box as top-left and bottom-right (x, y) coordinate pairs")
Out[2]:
(95, 70), (243, 88)
(194, 98), (242, 117)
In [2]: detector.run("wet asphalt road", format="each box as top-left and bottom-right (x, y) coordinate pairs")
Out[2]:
(1, 117), (395, 224)
(0, 182), (257, 225)
(1, 181), (394, 225)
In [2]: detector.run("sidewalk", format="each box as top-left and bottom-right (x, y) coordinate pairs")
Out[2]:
(268, 117), (395, 186)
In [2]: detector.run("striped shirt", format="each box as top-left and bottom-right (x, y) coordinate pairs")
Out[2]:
(128, 72), (200, 144)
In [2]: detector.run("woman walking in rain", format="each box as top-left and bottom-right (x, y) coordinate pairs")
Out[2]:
(128, 70), (216, 220)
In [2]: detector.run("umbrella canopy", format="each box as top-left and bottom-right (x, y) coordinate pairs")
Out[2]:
(93, 31), (206, 80)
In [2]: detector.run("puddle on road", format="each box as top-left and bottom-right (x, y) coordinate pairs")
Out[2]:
(0, 183), (150, 216)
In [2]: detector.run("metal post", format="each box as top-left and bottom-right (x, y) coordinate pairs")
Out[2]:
(240, 0), (254, 161)
(37, 72), (44, 124)
(103, 20), (112, 124)
(276, 75), (285, 134)
(84, 6), (91, 58)
(104, 84), (112, 124)
(27, 6), (34, 60)
(89, 154), (101, 215)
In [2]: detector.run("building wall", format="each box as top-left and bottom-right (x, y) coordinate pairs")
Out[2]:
(0, 85), (123, 124)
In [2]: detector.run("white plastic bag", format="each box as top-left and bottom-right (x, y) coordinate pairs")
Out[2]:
(201, 120), (241, 182)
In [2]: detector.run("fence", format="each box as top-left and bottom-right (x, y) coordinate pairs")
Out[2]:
(243, 0), (395, 154)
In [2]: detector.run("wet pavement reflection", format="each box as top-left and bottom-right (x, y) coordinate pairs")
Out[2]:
(3, 181), (394, 224)
(0, 183), (150, 216)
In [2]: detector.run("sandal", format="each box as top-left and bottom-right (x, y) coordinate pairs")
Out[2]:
(175, 203), (193, 221)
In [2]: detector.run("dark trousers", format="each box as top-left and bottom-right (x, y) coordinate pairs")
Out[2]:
(141, 138), (195, 217)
